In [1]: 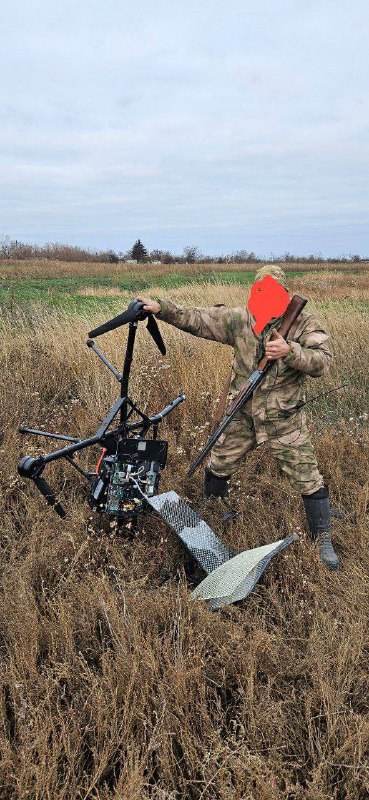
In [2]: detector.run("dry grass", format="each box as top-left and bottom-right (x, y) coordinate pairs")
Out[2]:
(291, 271), (369, 302)
(1, 276), (369, 799)
(1, 259), (369, 281)
(69, 271), (369, 302)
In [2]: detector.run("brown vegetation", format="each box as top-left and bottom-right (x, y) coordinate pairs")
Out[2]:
(1, 277), (369, 798)
(1, 259), (369, 282)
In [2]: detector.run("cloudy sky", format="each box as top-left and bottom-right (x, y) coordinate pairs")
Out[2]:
(1, 0), (368, 256)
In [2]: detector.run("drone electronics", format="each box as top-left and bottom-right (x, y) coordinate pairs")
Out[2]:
(18, 299), (298, 608)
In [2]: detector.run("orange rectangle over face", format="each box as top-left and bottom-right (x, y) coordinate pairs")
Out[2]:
(247, 274), (290, 333)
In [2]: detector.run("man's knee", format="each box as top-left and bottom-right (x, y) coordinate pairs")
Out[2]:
(278, 461), (324, 495)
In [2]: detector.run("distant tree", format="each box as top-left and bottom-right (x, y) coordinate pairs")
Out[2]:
(149, 249), (176, 264)
(161, 251), (175, 264)
(131, 239), (148, 262)
(107, 250), (119, 263)
(183, 245), (201, 263)
(228, 250), (257, 263)
(149, 249), (161, 261)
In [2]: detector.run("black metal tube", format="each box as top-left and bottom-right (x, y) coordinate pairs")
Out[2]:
(40, 432), (109, 465)
(86, 340), (122, 381)
(96, 397), (125, 438)
(149, 392), (186, 423)
(19, 426), (81, 443)
(64, 455), (92, 478)
(38, 399), (125, 464)
(121, 322), (137, 424)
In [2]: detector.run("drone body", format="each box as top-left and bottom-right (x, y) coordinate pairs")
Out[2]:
(18, 300), (183, 521)
(89, 438), (168, 518)
(17, 300), (298, 609)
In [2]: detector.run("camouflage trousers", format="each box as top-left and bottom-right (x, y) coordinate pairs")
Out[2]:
(208, 409), (324, 496)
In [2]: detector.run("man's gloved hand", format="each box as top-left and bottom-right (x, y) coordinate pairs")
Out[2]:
(265, 330), (291, 360)
(136, 296), (161, 315)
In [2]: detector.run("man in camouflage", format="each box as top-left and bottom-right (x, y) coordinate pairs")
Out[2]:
(137, 265), (339, 570)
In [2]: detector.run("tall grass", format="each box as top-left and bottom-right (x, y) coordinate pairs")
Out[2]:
(1, 278), (369, 799)
(1, 259), (369, 281)
(1, 269), (368, 320)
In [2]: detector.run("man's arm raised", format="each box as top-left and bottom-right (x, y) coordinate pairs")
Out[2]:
(137, 295), (237, 346)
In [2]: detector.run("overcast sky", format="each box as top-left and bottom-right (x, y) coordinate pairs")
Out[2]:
(1, 0), (368, 256)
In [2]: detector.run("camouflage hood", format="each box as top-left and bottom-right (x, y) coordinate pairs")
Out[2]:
(253, 264), (288, 290)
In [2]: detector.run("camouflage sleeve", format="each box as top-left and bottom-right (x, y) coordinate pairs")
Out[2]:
(283, 316), (332, 377)
(155, 298), (236, 345)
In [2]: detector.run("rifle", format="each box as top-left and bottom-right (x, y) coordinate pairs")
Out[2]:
(187, 294), (307, 477)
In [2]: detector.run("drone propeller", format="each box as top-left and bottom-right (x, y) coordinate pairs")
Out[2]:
(88, 300), (166, 355)
(88, 300), (147, 338)
(146, 314), (166, 355)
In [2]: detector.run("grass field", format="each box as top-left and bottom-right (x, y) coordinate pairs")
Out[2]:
(1, 260), (368, 315)
(1, 262), (369, 799)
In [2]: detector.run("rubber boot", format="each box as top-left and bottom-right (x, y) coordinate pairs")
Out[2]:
(203, 467), (230, 499)
(302, 486), (339, 571)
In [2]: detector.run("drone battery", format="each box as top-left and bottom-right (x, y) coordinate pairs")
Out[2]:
(117, 439), (168, 467)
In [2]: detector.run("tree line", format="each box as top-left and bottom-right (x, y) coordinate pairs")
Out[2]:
(0, 236), (365, 264)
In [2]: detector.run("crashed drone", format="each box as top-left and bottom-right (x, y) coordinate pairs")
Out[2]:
(18, 300), (297, 608)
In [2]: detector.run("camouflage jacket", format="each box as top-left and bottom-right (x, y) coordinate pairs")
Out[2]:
(157, 298), (332, 444)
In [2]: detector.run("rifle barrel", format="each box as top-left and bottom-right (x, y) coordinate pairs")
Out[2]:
(187, 369), (264, 477)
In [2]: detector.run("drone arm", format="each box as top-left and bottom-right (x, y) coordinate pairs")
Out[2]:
(17, 419), (120, 517)
(86, 340), (122, 381)
(18, 456), (66, 518)
(19, 426), (81, 443)
(96, 398), (125, 437)
(149, 392), (186, 424)
(64, 455), (92, 478)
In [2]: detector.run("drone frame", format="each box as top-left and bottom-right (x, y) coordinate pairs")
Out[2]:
(17, 300), (299, 609)
(18, 301), (185, 517)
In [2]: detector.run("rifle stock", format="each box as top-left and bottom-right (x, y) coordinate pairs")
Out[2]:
(187, 294), (307, 477)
